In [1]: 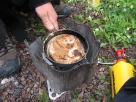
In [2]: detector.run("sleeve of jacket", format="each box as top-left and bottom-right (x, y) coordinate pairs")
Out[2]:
(29, 0), (50, 9)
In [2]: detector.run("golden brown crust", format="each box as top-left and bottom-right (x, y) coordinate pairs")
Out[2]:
(47, 34), (85, 64)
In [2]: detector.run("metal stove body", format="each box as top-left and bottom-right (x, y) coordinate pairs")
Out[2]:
(28, 27), (99, 100)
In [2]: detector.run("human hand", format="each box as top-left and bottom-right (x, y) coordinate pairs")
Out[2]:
(35, 2), (59, 31)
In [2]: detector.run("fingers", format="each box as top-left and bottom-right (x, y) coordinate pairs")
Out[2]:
(41, 14), (54, 31)
(47, 11), (59, 31)
(42, 14), (58, 32)
(35, 3), (59, 32)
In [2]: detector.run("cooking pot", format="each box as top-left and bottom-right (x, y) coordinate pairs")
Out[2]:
(42, 30), (89, 71)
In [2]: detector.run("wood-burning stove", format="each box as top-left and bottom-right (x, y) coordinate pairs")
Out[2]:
(27, 22), (100, 100)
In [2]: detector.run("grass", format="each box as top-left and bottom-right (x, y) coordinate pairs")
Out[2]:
(97, 0), (136, 50)
(37, 91), (49, 102)
(72, 90), (80, 99)
(65, 0), (136, 50)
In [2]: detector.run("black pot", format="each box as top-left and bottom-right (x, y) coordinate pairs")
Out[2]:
(43, 30), (89, 71)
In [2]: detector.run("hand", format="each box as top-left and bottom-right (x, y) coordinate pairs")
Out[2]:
(35, 2), (59, 31)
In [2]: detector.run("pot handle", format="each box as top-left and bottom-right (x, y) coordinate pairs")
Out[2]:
(81, 58), (90, 65)
(72, 58), (90, 71)
(49, 28), (67, 34)
(74, 58), (90, 68)
(42, 53), (53, 66)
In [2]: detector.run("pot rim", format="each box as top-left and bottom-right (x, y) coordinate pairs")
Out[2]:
(43, 29), (89, 66)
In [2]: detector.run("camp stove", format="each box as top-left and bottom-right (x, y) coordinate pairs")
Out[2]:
(27, 28), (99, 100)
(42, 30), (90, 100)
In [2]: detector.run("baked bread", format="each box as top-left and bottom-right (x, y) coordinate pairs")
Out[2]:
(46, 34), (85, 64)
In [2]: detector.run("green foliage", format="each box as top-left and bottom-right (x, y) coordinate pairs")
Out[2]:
(87, 71), (111, 102)
(94, 0), (136, 49)
(98, 74), (106, 83)
(64, 0), (82, 4)
(71, 90), (83, 102)
(72, 90), (80, 99)
(89, 96), (96, 102)
(88, 89), (111, 102)
(73, 14), (84, 23)
(33, 23), (46, 36)
(38, 91), (49, 102)
(64, 0), (136, 49)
